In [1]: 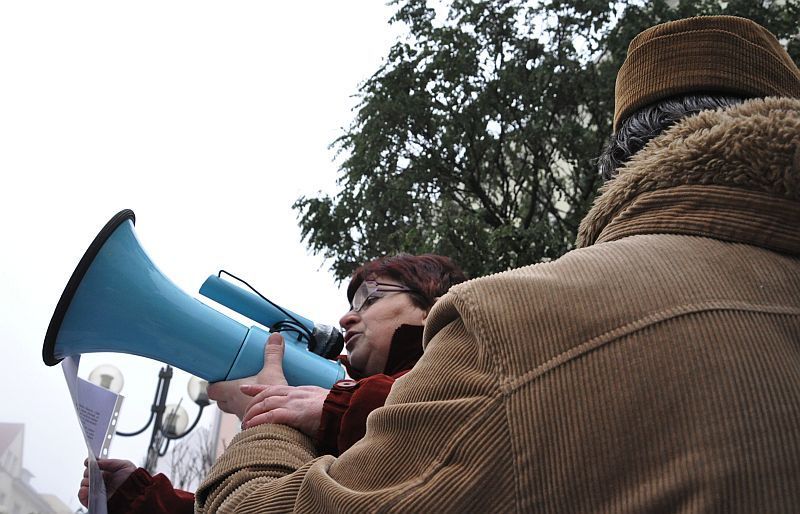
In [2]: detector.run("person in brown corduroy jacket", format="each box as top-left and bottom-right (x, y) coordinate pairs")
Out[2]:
(196, 16), (800, 513)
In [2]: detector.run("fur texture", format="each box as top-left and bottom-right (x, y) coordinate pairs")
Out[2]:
(579, 97), (800, 247)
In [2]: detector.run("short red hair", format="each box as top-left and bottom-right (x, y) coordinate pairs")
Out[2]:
(347, 254), (466, 311)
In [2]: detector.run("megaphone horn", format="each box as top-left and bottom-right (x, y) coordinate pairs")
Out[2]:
(42, 209), (345, 387)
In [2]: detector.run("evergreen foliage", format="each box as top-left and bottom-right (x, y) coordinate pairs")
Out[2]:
(294, 0), (799, 281)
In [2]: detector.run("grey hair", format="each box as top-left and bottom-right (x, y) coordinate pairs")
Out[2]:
(597, 94), (744, 181)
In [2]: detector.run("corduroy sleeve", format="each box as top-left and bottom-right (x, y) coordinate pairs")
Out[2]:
(195, 310), (517, 513)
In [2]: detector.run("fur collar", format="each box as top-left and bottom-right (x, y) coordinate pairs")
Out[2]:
(578, 97), (800, 248)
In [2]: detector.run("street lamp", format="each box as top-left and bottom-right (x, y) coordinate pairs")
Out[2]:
(88, 364), (124, 394)
(89, 363), (210, 473)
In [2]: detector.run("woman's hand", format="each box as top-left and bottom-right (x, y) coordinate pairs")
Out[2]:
(207, 377), (256, 420)
(78, 458), (136, 507)
(238, 332), (330, 440)
(241, 383), (329, 438)
(207, 332), (289, 420)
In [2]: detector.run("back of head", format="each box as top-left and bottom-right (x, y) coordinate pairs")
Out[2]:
(347, 254), (466, 311)
(600, 16), (800, 180)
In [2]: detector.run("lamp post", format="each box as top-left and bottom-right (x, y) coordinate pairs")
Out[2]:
(89, 363), (210, 473)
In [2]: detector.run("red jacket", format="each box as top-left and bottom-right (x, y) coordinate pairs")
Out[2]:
(317, 324), (423, 455)
(108, 325), (424, 514)
(107, 468), (194, 514)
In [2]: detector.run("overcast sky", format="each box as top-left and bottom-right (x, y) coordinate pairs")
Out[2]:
(0, 2), (399, 510)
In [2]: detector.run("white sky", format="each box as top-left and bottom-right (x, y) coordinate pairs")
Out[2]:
(0, 2), (399, 510)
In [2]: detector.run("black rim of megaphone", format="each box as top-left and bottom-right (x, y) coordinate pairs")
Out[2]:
(42, 209), (136, 366)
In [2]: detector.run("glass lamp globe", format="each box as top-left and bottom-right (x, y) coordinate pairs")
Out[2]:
(187, 376), (210, 407)
(88, 364), (124, 394)
(163, 404), (189, 437)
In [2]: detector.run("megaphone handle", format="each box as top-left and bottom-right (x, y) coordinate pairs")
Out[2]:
(227, 326), (345, 388)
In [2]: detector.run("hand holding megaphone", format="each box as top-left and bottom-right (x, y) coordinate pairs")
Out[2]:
(207, 332), (289, 419)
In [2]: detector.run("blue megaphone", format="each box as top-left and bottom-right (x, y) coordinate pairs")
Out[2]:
(42, 209), (346, 387)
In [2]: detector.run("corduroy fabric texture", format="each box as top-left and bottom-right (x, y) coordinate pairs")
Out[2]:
(196, 98), (800, 513)
(613, 15), (800, 130)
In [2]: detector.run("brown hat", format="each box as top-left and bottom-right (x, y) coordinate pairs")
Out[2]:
(614, 15), (800, 130)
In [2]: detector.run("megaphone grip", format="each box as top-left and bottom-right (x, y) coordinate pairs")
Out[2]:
(228, 326), (346, 388)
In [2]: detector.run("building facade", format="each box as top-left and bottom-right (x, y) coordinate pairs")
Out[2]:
(0, 424), (70, 514)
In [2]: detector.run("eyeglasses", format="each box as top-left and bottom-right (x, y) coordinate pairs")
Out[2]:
(350, 280), (417, 312)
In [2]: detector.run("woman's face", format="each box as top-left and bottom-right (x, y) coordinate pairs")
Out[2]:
(339, 275), (427, 376)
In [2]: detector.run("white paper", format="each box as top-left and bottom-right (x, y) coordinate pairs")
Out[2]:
(62, 356), (117, 514)
(75, 377), (124, 457)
